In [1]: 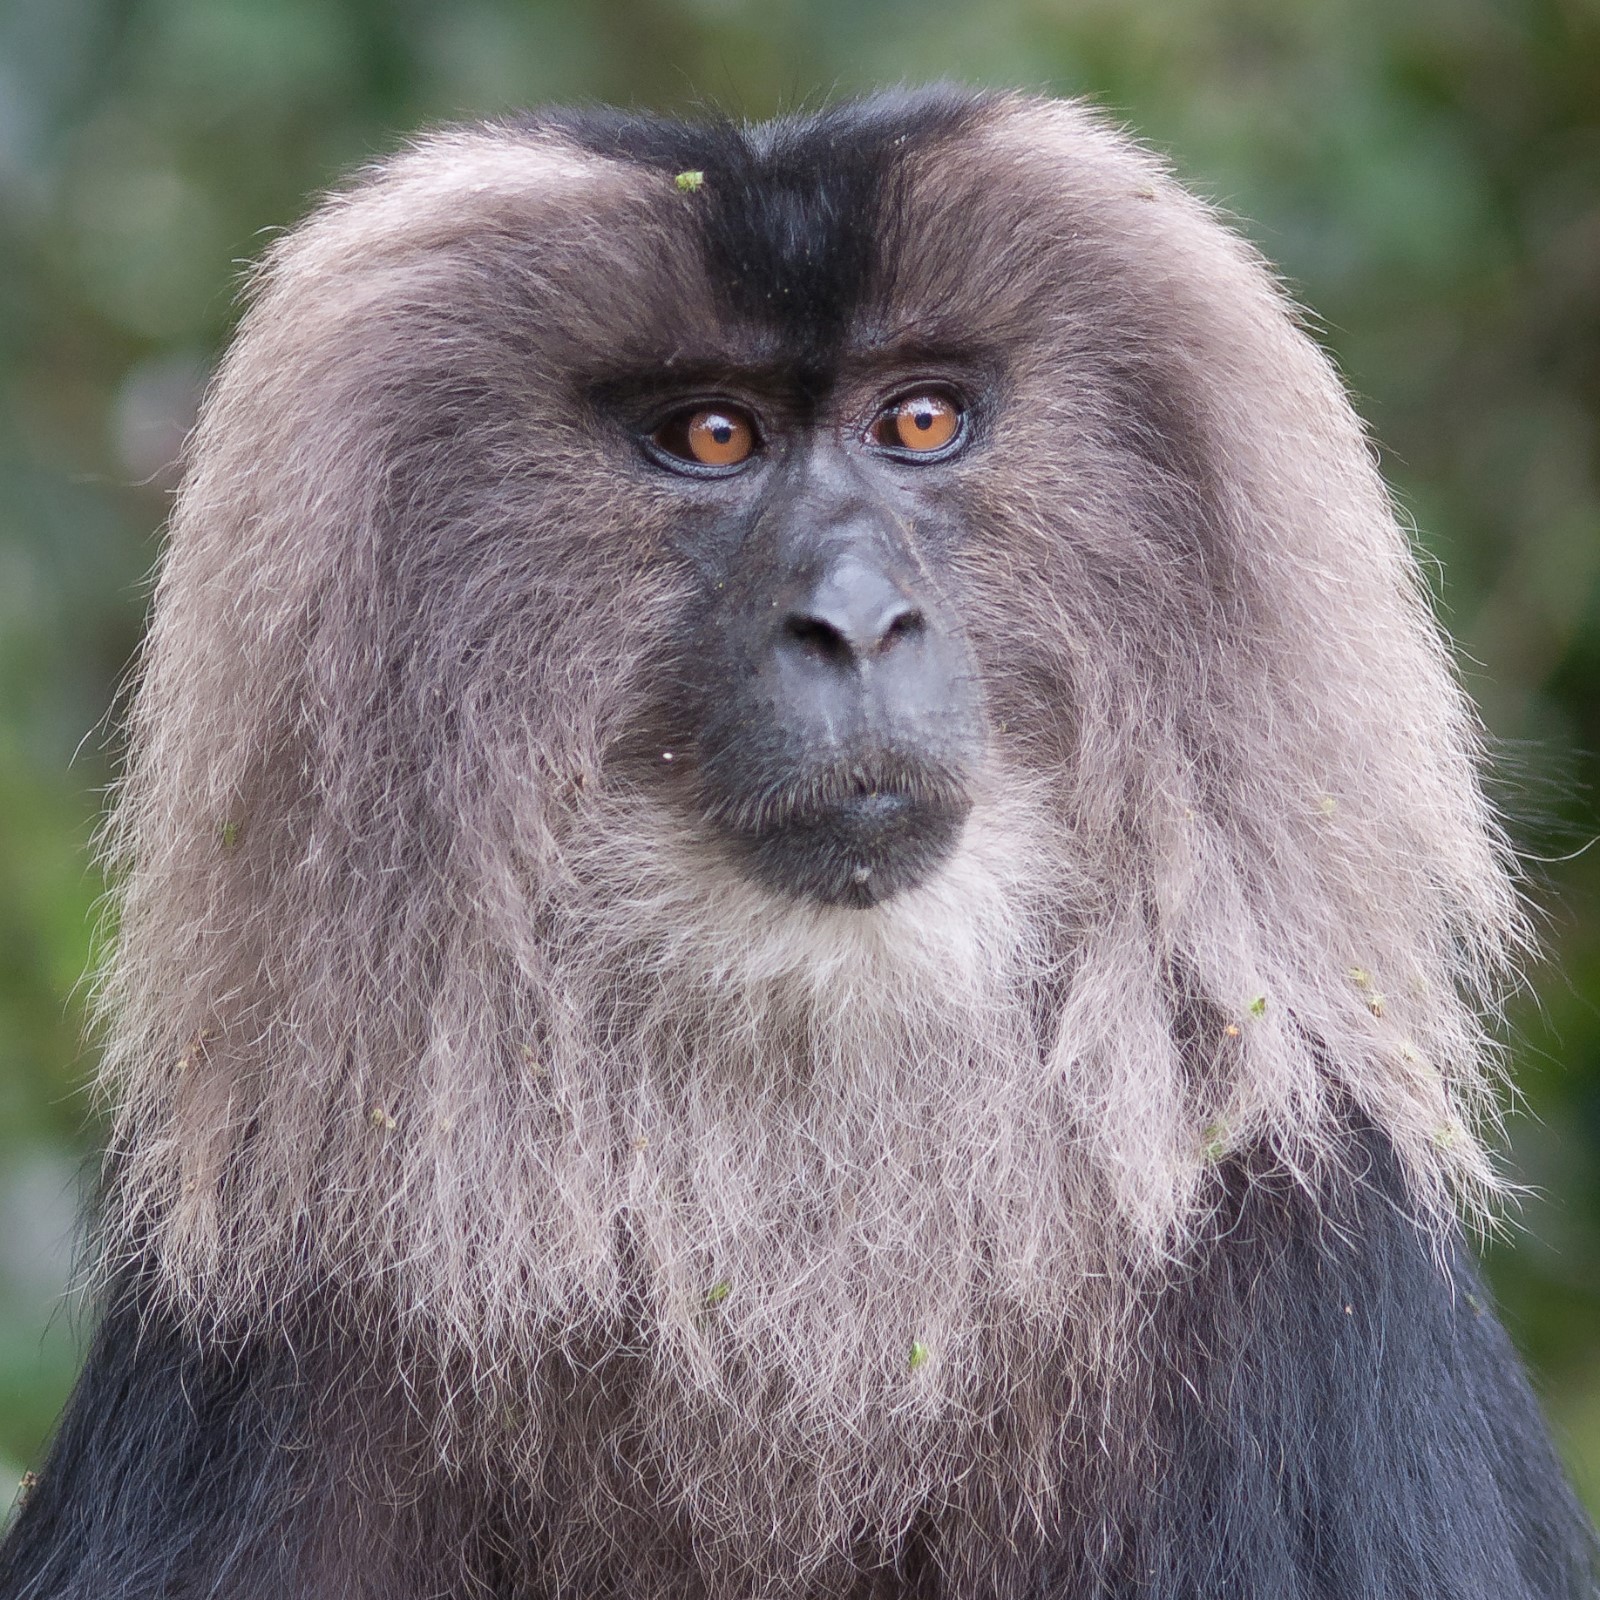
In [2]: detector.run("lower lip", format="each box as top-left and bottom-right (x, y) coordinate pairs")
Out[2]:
(736, 789), (970, 908)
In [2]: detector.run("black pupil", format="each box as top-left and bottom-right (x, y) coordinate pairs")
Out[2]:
(710, 420), (732, 443)
(912, 407), (934, 430)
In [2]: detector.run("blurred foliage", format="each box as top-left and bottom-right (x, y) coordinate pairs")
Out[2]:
(0, 0), (1597, 1512)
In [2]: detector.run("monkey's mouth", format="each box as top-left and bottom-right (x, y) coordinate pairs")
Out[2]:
(705, 762), (973, 909)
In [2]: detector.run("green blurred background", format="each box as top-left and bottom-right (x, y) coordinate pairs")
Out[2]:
(1, 0), (1597, 1514)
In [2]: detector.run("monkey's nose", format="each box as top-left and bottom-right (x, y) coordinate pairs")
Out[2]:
(778, 559), (926, 671)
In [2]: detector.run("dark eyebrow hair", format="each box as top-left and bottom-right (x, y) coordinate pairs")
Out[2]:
(521, 89), (991, 371)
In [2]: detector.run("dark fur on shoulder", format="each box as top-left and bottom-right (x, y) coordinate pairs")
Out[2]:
(2, 86), (1595, 1598)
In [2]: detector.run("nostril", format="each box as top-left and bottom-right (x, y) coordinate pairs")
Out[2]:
(784, 613), (854, 666)
(879, 606), (925, 652)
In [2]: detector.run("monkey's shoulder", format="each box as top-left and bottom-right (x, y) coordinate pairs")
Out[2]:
(3, 1155), (1595, 1599)
(1096, 1145), (1598, 1599)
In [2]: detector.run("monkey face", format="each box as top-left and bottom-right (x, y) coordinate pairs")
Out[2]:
(633, 380), (986, 908)
(520, 100), (1044, 911)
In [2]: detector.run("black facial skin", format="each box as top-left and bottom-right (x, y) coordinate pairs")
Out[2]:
(640, 378), (986, 909)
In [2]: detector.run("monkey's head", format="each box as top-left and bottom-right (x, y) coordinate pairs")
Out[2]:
(100, 92), (1519, 1457)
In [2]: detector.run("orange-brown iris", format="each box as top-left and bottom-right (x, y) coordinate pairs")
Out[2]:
(872, 392), (961, 453)
(655, 406), (757, 467)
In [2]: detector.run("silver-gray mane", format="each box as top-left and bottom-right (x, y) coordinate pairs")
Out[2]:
(92, 92), (1522, 1590)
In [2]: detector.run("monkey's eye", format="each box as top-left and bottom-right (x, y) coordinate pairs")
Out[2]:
(868, 391), (964, 457)
(648, 405), (758, 471)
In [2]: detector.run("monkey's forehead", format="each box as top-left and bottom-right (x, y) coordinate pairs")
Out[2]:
(254, 89), (1205, 383)
(525, 88), (990, 369)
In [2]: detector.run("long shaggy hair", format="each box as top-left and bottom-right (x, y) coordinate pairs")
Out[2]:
(90, 90), (1522, 1592)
